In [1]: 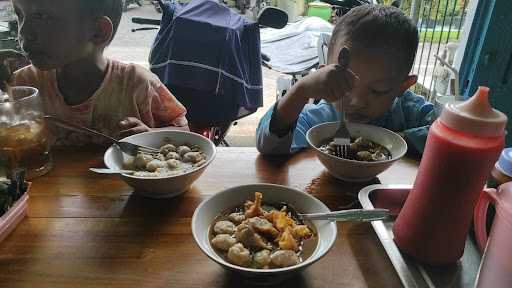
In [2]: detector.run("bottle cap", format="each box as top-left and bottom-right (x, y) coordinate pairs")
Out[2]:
(440, 86), (508, 137)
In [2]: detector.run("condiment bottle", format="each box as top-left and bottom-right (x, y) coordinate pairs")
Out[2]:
(392, 86), (508, 264)
(473, 183), (512, 288)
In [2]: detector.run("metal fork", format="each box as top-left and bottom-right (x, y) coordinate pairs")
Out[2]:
(44, 115), (159, 156)
(332, 47), (351, 158)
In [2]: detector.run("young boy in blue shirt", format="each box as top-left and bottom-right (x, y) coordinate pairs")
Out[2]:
(256, 5), (434, 155)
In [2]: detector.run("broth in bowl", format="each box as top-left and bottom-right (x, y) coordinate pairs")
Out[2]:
(209, 192), (317, 269)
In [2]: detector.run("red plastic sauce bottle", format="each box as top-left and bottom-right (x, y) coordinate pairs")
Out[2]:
(393, 86), (508, 264)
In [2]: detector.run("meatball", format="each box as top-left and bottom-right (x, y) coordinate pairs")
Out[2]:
(227, 243), (251, 267)
(356, 151), (373, 161)
(228, 212), (245, 225)
(183, 152), (203, 163)
(166, 159), (180, 169)
(177, 145), (191, 156)
(235, 223), (271, 251)
(165, 151), (181, 160)
(211, 234), (237, 251)
(194, 159), (206, 167)
(133, 153), (154, 170)
(213, 220), (236, 235)
(253, 249), (271, 268)
(160, 144), (176, 155)
(270, 250), (300, 268)
(354, 137), (371, 148)
(371, 151), (385, 161)
(190, 145), (202, 152)
(247, 217), (279, 239)
(145, 160), (167, 172)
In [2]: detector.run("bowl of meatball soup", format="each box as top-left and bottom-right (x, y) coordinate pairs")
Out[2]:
(192, 184), (337, 284)
(104, 130), (216, 198)
(306, 122), (407, 182)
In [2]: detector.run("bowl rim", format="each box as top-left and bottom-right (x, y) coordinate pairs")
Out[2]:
(191, 183), (338, 274)
(104, 130), (217, 180)
(306, 121), (408, 165)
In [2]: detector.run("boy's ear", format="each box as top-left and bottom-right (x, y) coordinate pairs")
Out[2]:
(399, 75), (417, 94)
(91, 16), (114, 46)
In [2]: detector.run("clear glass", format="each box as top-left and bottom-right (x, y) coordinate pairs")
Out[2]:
(0, 87), (52, 179)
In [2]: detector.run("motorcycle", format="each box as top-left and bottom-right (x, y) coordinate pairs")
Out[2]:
(132, 0), (287, 146)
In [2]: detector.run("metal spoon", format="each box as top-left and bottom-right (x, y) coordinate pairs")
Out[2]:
(89, 168), (136, 175)
(281, 202), (390, 222)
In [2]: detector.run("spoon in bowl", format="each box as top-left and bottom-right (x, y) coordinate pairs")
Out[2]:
(89, 168), (136, 175)
(282, 202), (390, 222)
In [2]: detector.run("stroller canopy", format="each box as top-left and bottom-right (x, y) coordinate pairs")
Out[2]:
(149, 0), (263, 125)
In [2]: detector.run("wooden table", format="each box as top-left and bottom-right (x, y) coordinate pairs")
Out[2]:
(0, 147), (419, 288)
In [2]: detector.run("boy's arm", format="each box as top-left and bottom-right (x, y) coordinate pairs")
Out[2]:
(257, 100), (339, 155)
(256, 65), (356, 154)
(121, 82), (188, 138)
(150, 84), (188, 128)
(256, 104), (296, 154)
(256, 82), (311, 154)
(269, 82), (311, 135)
(256, 80), (311, 154)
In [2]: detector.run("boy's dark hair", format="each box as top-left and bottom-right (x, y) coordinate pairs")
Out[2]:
(79, 0), (123, 41)
(329, 5), (419, 73)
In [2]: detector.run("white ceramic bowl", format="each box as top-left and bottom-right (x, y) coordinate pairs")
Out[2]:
(306, 122), (407, 182)
(104, 130), (216, 198)
(192, 184), (337, 284)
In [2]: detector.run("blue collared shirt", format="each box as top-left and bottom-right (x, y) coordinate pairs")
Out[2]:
(256, 90), (435, 155)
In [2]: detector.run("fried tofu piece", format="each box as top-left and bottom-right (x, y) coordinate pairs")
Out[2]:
(273, 210), (296, 232)
(293, 225), (312, 239)
(278, 227), (299, 252)
(245, 192), (264, 218)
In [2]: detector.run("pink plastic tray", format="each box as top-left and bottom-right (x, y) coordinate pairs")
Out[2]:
(0, 186), (29, 243)
(359, 184), (481, 288)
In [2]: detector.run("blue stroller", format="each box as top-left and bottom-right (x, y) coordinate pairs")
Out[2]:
(144, 0), (286, 145)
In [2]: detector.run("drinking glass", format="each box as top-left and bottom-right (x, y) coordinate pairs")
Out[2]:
(0, 87), (52, 179)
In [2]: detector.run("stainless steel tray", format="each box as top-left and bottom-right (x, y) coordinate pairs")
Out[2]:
(358, 184), (481, 288)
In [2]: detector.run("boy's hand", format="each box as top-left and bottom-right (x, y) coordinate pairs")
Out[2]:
(0, 50), (28, 91)
(297, 64), (358, 103)
(119, 117), (150, 138)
